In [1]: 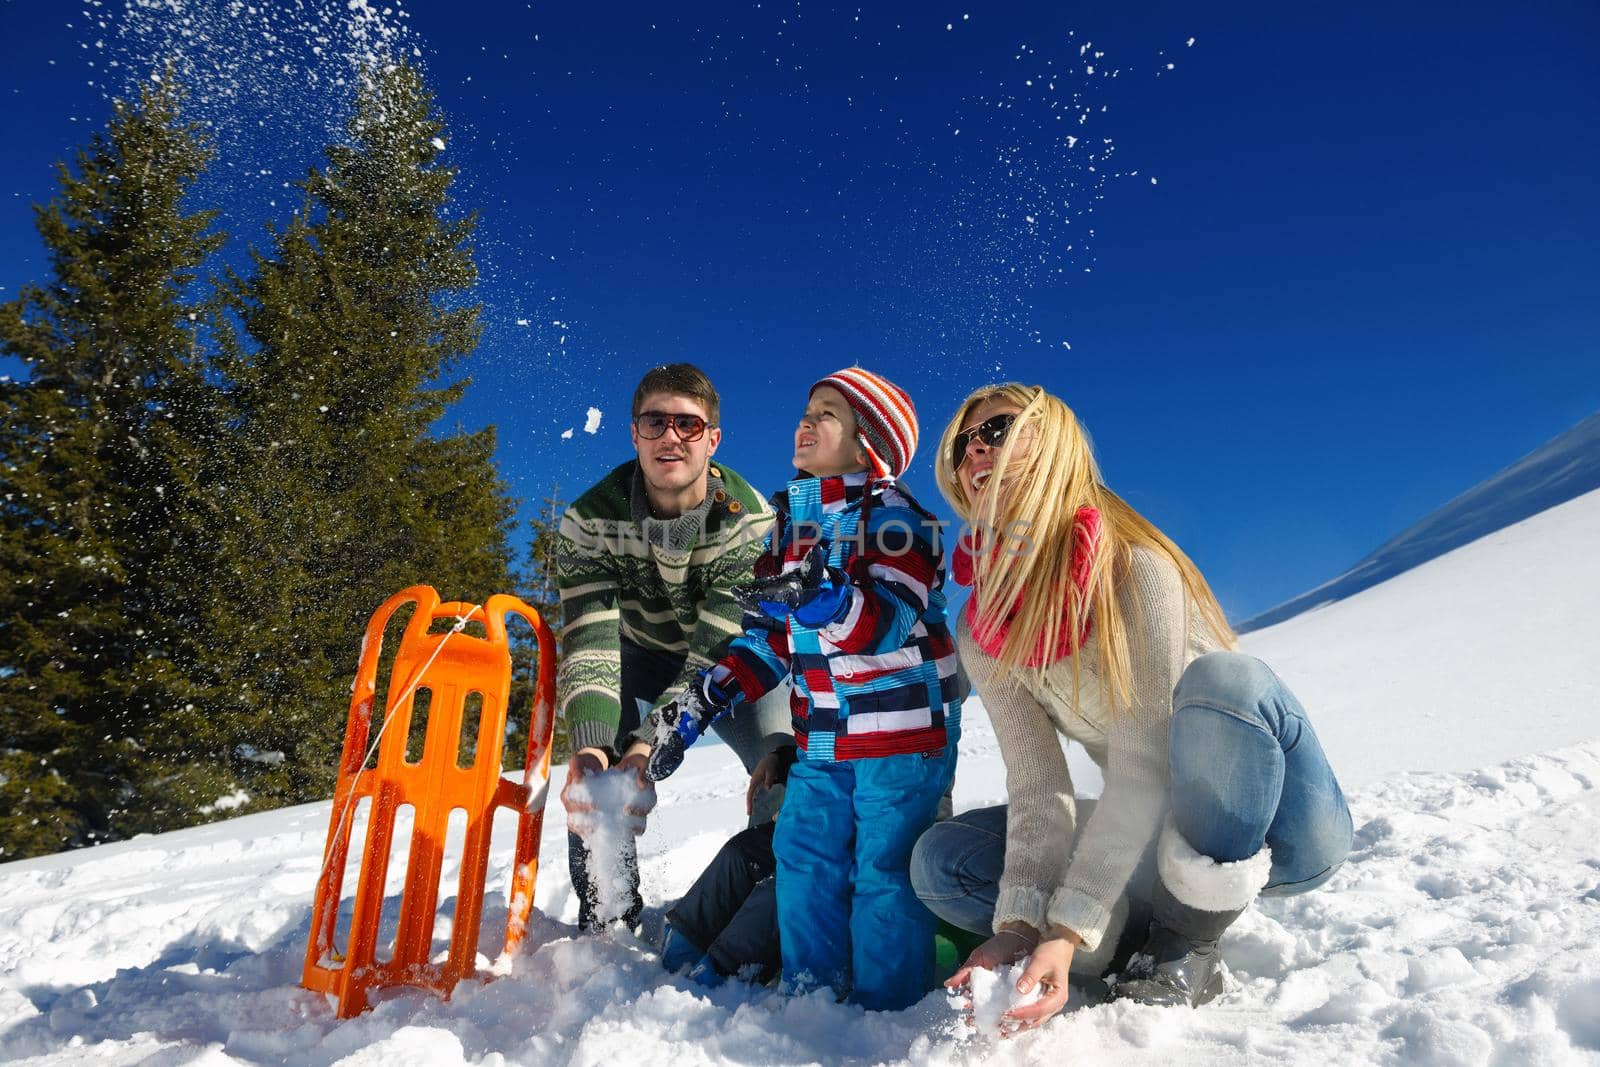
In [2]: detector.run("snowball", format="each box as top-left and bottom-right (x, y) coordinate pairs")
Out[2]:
(1405, 947), (1481, 994)
(954, 961), (1043, 1038)
(583, 407), (603, 434)
(198, 790), (250, 814)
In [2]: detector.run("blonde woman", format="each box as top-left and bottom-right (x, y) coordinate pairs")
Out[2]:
(910, 384), (1351, 1025)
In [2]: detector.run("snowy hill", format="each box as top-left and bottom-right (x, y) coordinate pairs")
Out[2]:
(1243, 487), (1600, 788)
(2, 494), (1599, 1064)
(1240, 411), (1600, 632)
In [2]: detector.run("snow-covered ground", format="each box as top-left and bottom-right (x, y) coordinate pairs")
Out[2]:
(2, 489), (1598, 1065)
(1246, 486), (1600, 788)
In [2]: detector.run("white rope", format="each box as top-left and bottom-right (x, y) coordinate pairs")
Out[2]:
(316, 604), (483, 892)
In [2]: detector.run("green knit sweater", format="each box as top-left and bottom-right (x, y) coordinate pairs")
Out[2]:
(556, 459), (774, 754)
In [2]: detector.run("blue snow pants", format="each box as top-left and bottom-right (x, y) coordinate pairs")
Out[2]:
(773, 743), (957, 1011)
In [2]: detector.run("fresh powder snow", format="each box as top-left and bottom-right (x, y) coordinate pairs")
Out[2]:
(1, 490), (1597, 1062)
(960, 962), (1044, 1038)
(563, 769), (655, 927)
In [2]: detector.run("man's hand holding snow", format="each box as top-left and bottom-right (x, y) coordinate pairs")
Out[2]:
(646, 671), (737, 782)
(563, 745), (657, 831)
(560, 749), (609, 815)
(564, 760), (659, 928)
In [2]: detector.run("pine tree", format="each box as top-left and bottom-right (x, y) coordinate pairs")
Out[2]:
(0, 75), (224, 859)
(506, 484), (568, 771)
(204, 57), (518, 807)
(526, 481), (565, 622)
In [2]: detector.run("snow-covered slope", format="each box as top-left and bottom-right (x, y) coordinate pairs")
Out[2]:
(1242, 486), (1600, 789)
(1241, 411), (1600, 632)
(2, 492), (1598, 1065)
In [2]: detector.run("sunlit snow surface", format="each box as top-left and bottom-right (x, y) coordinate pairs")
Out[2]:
(2, 492), (1598, 1063)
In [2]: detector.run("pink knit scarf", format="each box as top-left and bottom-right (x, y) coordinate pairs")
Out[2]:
(952, 506), (1102, 667)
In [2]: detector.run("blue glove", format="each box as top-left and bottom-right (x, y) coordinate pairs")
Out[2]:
(646, 674), (735, 781)
(732, 545), (851, 623)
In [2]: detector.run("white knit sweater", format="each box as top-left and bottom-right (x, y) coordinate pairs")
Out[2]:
(959, 545), (1223, 952)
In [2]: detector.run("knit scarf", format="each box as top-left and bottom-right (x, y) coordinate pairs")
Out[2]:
(953, 506), (1102, 667)
(630, 463), (724, 552)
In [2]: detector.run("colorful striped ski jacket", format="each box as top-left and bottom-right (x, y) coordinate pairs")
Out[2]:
(711, 472), (967, 761)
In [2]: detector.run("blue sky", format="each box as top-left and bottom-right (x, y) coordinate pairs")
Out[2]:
(3, 0), (1597, 621)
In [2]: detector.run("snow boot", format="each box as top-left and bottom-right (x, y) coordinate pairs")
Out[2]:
(686, 955), (729, 989)
(660, 923), (705, 973)
(1112, 817), (1271, 1008)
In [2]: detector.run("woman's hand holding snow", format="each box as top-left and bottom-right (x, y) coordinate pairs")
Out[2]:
(954, 962), (1046, 1039)
(946, 926), (1067, 1038)
(946, 927), (1036, 994)
(646, 673), (735, 782)
(1001, 932), (1077, 1031)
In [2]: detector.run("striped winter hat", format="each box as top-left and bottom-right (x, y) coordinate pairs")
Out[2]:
(810, 367), (919, 479)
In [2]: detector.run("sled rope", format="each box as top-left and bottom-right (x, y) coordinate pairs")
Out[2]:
(317, 605), (483, 889)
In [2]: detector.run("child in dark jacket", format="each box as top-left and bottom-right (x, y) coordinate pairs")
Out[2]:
(648, 368), (966, 1010)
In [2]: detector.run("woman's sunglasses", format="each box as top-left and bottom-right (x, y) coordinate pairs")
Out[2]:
(634, 411), (711, 442)
(951, 412), (1018, 468)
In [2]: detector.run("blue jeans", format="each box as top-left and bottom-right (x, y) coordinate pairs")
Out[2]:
(910, 652), (1351, 940)
(1169, 652), (1351, 890)
(775, 744), (957, 1010)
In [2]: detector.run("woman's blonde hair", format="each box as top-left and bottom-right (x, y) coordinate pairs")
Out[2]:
(934, 383), (1237, 710)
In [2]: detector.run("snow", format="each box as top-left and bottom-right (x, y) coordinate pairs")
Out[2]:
(564, 770), (655, 926)
(1, 488), (1598, 1061)
(961, 963), (1043, 1038)
(198, 789), (251, 814)
(1243, 487), (1600, 788)
(583, 406), (603, 435)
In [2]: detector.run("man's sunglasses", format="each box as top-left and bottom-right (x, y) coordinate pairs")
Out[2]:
(951, 412), (1018, 468)
(634, 411), (712, 442)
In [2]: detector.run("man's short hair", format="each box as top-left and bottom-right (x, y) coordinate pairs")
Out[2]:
(632, 363), (721, 426)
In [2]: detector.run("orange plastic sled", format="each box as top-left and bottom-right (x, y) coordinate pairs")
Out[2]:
(301, 585), (557, 1019)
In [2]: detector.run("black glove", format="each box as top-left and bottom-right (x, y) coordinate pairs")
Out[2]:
(731, 545), (846, 617)
(645, 675), (733, 782)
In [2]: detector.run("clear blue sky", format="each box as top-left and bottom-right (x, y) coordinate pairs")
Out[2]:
(3, 0), (1597, 621)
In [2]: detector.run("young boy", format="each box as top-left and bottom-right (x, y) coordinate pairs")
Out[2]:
(647, 367), (966, 1010)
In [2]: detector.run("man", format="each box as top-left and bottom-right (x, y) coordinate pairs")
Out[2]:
(556, 362), (793, 931)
